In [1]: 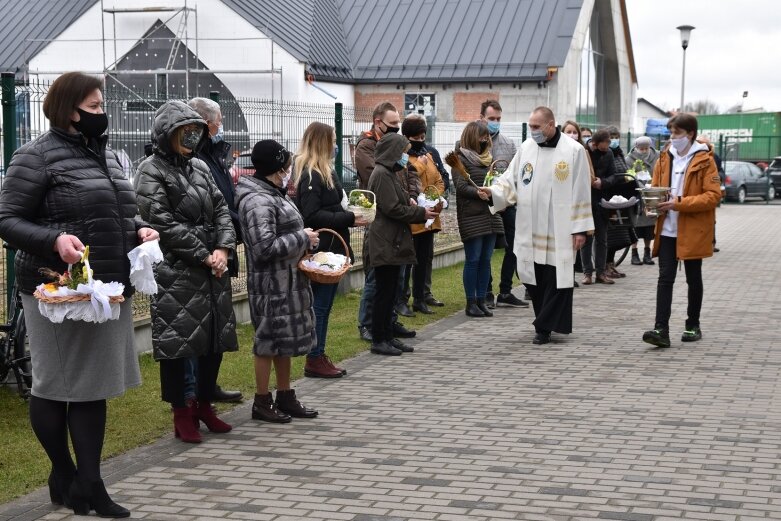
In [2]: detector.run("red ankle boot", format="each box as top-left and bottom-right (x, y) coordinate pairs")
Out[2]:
(173, 405), (201, 443)
(195, 401), (232, 433)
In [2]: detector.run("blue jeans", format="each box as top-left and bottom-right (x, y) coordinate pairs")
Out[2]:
(463, 234), (496, 300)
(311, 281), (339, 358)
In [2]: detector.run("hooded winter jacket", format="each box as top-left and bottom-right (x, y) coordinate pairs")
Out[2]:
(0, 128), (146, 297)
(650, 142), (721, 260)
(236, 175), (315, 357)
(134, 101), (238, 360)
(365, 133), (426, 267)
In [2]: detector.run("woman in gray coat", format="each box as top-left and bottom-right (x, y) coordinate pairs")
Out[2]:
(135, 101), (238, 443)
(236, 140), (320, 423)
(365, 133), (435, 356)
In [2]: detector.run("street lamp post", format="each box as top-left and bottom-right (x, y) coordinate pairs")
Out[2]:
(677, 25), (695, 112)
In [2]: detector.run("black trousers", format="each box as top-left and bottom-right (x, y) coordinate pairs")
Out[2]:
(488, 206), (518, 295)
(411, 232), (434, 300)
(524, 263), (574, 334)
(373, 265), (401, 343)
(654, 235), (703, 330)
(160, 353), (223, 408)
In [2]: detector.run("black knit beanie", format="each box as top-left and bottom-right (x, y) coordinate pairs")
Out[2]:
(251, 139), (291, 176)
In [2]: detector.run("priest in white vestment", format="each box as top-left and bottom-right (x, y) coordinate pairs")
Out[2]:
(480, 107), (593, 345)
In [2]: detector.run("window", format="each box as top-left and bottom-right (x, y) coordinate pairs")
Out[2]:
(576, 13), (605, 127)
(404, 93), (435, 117)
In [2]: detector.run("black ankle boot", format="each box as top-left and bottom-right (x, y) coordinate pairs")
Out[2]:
(48, 469), (74, 507)
(69, 477), (130, 518)
(631, 248), (642, 265)
(643, 248), (655, 265)
(476, 298), (493, 317)
(465, 298), (485, 317)
(275, 389), (318, 418)
(252, 393), (292, 423)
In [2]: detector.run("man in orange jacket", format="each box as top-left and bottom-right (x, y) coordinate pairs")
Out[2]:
(642, 114), (722, 348)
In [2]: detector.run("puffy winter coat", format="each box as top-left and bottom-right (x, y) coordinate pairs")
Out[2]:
(134, 101), (238, 360)
(0, 129), (145, 296)
(365, 133), (427, 267)
(651, 143), (722, 260)
(453, 151), (504, 243)
(236, 175), (315, 357)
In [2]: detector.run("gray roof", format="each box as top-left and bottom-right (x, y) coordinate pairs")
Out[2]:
(221, 0), (582, 83)
(221, 0), (353, 80)
(0, 0), (97, 73)
(339, 0), (581, 83)
(1, 0), (582, 83)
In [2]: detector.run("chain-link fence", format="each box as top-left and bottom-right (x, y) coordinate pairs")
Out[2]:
(0, 77), (464, 320)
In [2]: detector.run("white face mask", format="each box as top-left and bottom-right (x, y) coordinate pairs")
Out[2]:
(531, 130), (546, 144)
(281, 172), (291, 189)
(565, 131), (578, 140)
(671, 136), (690, 153)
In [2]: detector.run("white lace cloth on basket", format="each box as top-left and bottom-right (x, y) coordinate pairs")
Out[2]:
(416, 193), (449, 228)
(36, 281), (125, 323)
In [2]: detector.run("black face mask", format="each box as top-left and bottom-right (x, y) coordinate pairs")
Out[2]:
(479, 141), (489, 154)
(72, 108), (108, 138)
(409, 140), (426, 154)
(383, 123), (400, 134)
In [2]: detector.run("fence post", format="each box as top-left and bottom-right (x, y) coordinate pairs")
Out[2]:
(718, 134), (724, 162)
(2, 72), (16, 314)
(208, 91), (220, 103)
(626, 130), (631, 151)
(335, 102), (343, 182)
(522, 122), (527, 142)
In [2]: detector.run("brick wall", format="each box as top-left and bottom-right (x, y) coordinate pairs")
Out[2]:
(353, 91), (404, 122)
(453, 91), (499, 122)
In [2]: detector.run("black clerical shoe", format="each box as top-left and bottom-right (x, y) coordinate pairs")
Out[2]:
(392, 322), (416, 338)
(532, 331), (551, 345)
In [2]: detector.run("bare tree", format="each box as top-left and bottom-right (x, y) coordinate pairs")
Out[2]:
(683, 99), (721, 115)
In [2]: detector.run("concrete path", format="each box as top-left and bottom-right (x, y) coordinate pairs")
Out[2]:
(3, 203), (781, 521)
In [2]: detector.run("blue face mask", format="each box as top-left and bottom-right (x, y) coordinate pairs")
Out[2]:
(583, 137), (591, 145)
(609, 138), (620, 149)
(397, 152), (409, 168)
(486, 120), (501, 134)
(211, 124), (224, 144)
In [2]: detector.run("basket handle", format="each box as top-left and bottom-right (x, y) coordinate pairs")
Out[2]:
(67, 251), (93, 286)
(315, 228), (350, 258)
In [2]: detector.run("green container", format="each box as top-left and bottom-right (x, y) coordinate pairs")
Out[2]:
(697, 112), (781, 162)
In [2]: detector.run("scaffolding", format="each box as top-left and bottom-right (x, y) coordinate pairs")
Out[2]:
(22, 1), (284, 101)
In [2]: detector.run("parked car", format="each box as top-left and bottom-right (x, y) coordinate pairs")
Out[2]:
(767, 156), (781, 198)
(723, 161), (775, 203)
(229, 150), (254, 185)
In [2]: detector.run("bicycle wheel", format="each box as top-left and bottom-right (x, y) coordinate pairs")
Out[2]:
(614, 246), (630, 267)
(12, 308), (32, 394)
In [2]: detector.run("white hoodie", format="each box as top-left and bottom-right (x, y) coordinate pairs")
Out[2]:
(661, 141), (709, 238)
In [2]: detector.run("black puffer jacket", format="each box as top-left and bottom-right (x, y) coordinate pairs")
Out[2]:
(0, 129), (145, 296)
(134, 101), (238, 360)
(294, 168), (355, 262)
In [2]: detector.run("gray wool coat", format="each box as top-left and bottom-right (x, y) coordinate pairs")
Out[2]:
(236, 175), (315, 357)
(134, 101), (238, 360)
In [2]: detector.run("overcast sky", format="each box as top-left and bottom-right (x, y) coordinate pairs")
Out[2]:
(625, 0), (781, 113)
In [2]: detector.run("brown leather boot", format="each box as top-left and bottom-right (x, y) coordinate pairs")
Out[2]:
(581, 274), (593, 285)
(323, 355), (347, 376)
(195, 401), (232, 433)
(275, 389), (319, 418)
(251, 393), (291, 423)
(304, 355), (344, 378)
(173, 404), (202, 443)
(595, 273), (615, 284)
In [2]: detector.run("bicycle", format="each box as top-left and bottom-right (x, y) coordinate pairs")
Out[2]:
(0, 264), (32, 399)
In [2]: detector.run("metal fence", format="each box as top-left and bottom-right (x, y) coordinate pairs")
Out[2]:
(0, 76), (465, 320)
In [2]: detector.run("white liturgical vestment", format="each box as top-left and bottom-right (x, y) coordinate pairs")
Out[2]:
(488, 134), (594, 289)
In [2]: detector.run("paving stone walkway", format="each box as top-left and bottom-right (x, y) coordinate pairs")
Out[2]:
(2, 204), (781, 521)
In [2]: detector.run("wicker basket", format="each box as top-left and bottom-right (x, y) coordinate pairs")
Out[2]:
(33, 290), (125, 304)
(347, 189), (376, 224)
(298, 228), (352, 284)
(33, 255), (126, 304)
